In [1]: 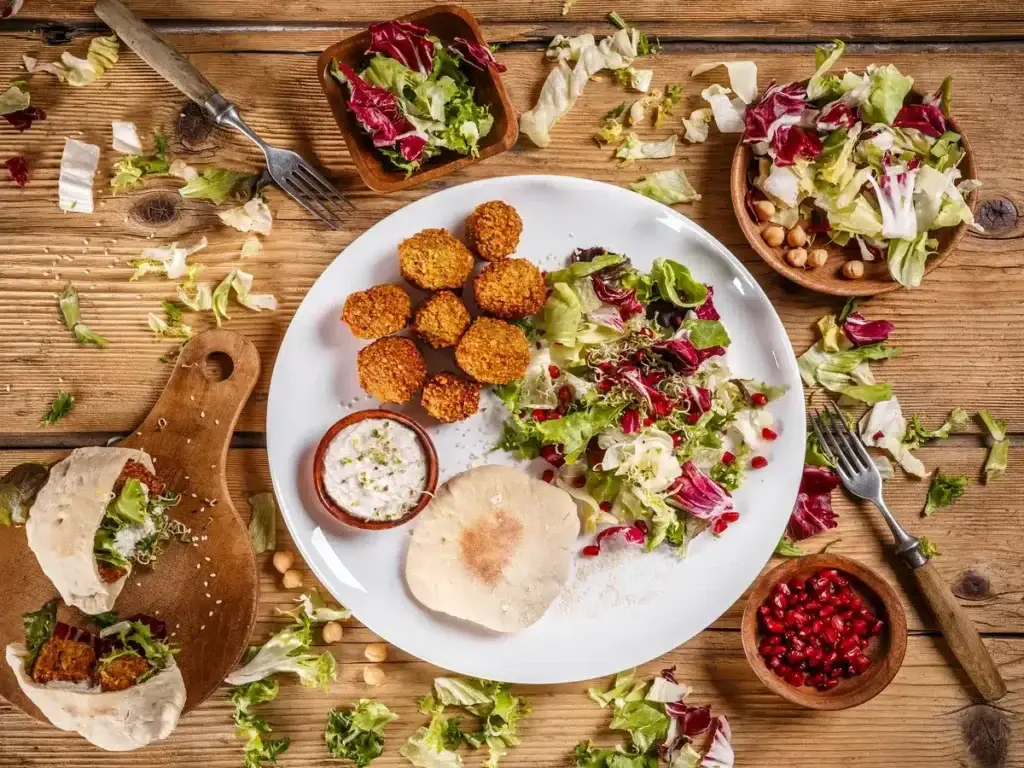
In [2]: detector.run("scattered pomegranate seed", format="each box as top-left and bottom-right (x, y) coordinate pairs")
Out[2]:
(599, 501), (612, 512)
(761, 427), (778, 441)
(557, 385), (573, 403)
(687, 411), (700, 424)
(581, 545), (600, 556)
(872, 430), (884, 441)
(541, 470), (554, 483)
(750, 392), (768, 407)
(532, 408), (548, 421)
(721, 451), (736, 465)
(671, 433), (682, 447)
(598, 378), (613, 392)
(751, 456), (768, 469)
(572, 476), (586, 488)
(548, 365), (561, 379)
(643, 416), (655, 427)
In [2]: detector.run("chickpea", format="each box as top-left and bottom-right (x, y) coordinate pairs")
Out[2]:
(807, 249), (829, 269)
(363, 664), (386, 687)
(272, 550), (294, 574)
(753, 200), (776, 222)
(364, 643), (389, 663)
(762, 226), (785, 248)
(785, 248), (808, 268)
(322, 621), (344, 644)
(842, 260), (865, 279)
(281, 569), (303, 589)
(786, 225), (808, 248)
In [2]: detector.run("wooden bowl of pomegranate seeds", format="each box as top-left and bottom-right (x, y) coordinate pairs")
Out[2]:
(741, 553), (907, 710)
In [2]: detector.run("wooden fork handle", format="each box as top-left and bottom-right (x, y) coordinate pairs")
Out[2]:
(94, 0), (219, 107)
(911, 560), (1006, 701)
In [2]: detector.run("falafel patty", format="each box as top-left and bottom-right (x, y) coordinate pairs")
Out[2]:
(342, 284), (411, 339)
(413, 291), (471, 348)
(465, 200), (523, 262)
(357, 336), (427, 404)
(421, 372), (481, 423)
(398, 228), (474, 290)
(473, 258), (547, 320)
(31, 635), (96, 685)
(455, 318), (530, 384)
(98, 653), (152, 692)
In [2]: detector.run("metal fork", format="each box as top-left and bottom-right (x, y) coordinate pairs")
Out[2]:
(94, 0), (351, 229)
(812, 401), (1006, 702)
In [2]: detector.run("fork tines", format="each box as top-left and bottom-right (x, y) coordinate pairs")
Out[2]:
(277, 161), (353, 230)
(810, 401), (872, 477)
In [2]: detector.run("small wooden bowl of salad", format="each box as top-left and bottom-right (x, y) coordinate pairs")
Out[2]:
(730, 56), (980, 296)
(317, 4), (518, 193)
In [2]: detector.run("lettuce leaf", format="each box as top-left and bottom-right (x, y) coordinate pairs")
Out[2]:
(573, 742), (658, 768)
(629, 169), (700, 205)
(21, 599), (57, 669)
(922, 472), (968, 516)
(59, 283), (108, 347)
(978, 409), (1010, 483)
(887, 233), (937, 288)
(691, 61), (758, 103)
(224, 614), (337, 690)
(681, 108), (712, 143)
(683, 319), (729, 349)
(919, 535), (941, 560)
(32, 35), (119, 87)
(547, 254), (625, 284)
(543, 283), (583, 346)
(111, 130), (170, 193)
(219, 195), (272, 235)
(0, 82), (30, 115)
(807, 40), (845, 101)
(609, 700), (669, 753)
(614, 133), (677, 167)
(0, 463), (49, 526)
(179, 168), (257, 205)
(536, 404), (623, 463)
(231, 680), (290, 768)
(860, 64), (914, 126)
(651, 258), (708, 308)
(325, 699), (397, 767)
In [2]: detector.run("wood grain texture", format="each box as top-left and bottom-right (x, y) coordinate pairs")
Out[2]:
(2, 39), (1023, 435)
(11, 0), (1024, 40)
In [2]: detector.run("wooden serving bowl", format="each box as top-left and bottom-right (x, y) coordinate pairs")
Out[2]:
(741, 554), (907, 710)
(313, 409), (438, 530)
(316, 4), (518, 193)
(730, 86), (978, 296)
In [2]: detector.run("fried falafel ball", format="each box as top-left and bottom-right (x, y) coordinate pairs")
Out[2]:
(465, 200), (523, 262)
(357, 336), (427, 404)
(421, 372), (481, 423)
(398, 228), (474, 290)
(455, 317), (530, 384)
(473, 258), (546, 320)
(412, 291), (471, 348)
(342, 284), (411, 339)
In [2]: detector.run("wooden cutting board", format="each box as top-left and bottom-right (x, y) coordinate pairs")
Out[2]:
(0, 329), (261, 723)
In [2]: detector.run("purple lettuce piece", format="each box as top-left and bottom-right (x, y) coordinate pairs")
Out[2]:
(366, 20), (436, 74)
(893, 103), (946, 137)
(842, 312), (894, 346)
(669, 461), (737, 534)
(786, 465), (840, 541)
(449, 37), (507, 73)
(2, 106), (45, 132)
(694, 285), (720, 320)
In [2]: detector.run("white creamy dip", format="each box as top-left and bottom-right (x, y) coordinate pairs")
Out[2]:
(322, 418), (427, 521)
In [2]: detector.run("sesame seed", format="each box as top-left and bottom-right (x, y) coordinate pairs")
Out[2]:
(215, 599), (222, 605)
(205, 592), (210, 598)
(204, 556), (211, 562)
(208, 611), (214, 617)
(200, 625), (205, 631)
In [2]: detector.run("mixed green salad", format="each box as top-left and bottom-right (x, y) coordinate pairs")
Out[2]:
(330, 20), (505, 175)
(744, 41), (980, 287)
(497, 249), (786, 554)
(94, 475), (185, 576)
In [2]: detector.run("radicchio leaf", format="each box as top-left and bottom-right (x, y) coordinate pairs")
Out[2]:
(449, 37), (507, 73)
(617, 365), (676, 417)
(4, 156), (28, 187)
(701, 716), (734, 768)
(694, 285), (720, 320)
(842, 312), (894, 346)
(684, 386), (713, 415)
(540, 443), (566, 467)
(664, 702), (713, 736)
(817, 100), (856, 131)
(786, 465), (840, 541)
(366, 20), (436, 74)
(653, 338), (700, 375)
(770, 124), (823, 167)
(2, 106), (45, 132)
(742, 81), (806, 144)
(333, 62), (426, 161)
(620, 408), (641, 434)
(581, 520), (648, 556)
(669, 461), (737, 534)
(591, 274), (643, 318)
(892, 103), (946, 138)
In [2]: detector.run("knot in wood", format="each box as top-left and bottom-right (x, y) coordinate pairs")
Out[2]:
(39, 23), (75, 46)
(131, 194), (180, 227)
(176, 102), (215, 149)
(977, 196), (1017, 233)
(953, 570), (991, 601)
(962, 706), (1009, 768)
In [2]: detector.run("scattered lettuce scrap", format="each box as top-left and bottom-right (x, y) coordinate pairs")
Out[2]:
(29, 35), (119, 87)
(210, 269), (278, 327)
(860, 397), (927, 478)
(978, 410), (1009, 483)
(0, 463), (49, 526)
(247, 492), (277, 554)
(111, 130), (170, 194)
(219, 195), (273, 235)
(595, 103), (628, 145)
(922, 471), (968, 516)
(59, 283), (108, 347)
(147, 300), (193, 342)
(919, 535), (941, 560)
(606, 12), (660, 57)
(40, 390), (73, 426)
(111, 120), (143, 155)
(325, 699), (398, 767)
(178, 281), (213, 312)
(775, 535), (841, 557)
(654, 84), (683, 127)
(179, 168), (257, 205)
(629, 169), (700, 205)
(902, 407), (969, 451)
(132, 237), (208, 281)
(278, 590), (351, 624)
(0, 82), (30, 114)
(58, 138), (100, 214)
(231, 680), (290, 768)
(224, 613), (337, 690)
(615, 129), (675, 165)
(681, 108), (712, 143)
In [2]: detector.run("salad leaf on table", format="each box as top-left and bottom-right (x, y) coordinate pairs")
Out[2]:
(231, 680), (290, 768)
(247, 492), (277, 554)
(902, 407), (969, 451)
(922, 472), (969, 516)
(40, 390), (74, 426)
(629, 169), (701, 205)
(59, 283), (108, 347)
(0, 462), (49, 526)
(325, 699), (398, 767)
(111, 130), (170, 194)
(179, 168), (257, 205)
(859, 397), (928, 478)
(29, 35), (119, 87)
(919, 535), (941, 560)
(978, 409), (1010, 483)
(224, 613), (337, 690)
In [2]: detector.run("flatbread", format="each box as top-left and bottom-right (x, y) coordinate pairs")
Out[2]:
(6, 643), (185, 751)
(26, 446), (153, 614)
(405, 465), (580, 633)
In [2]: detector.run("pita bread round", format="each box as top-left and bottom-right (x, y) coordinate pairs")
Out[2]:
(26, 447), (153, 615)
(405, 465), (580, 633)
(6, 643), (185, 751)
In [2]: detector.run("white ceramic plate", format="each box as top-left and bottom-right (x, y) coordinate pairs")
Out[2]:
(267, 175), (805, 684)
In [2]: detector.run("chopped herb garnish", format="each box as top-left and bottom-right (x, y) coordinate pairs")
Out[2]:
(41, 390), (73, 426)
(919, 536), (941, 560)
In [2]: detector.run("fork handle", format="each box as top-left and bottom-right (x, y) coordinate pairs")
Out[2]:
(94, 0), (219, 108)
(911, 560), (1006, 701)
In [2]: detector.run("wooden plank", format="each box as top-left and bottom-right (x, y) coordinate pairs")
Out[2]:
(2, 40), (1023, 436)
(0, 445), (1021, 635)
(12, 0), (1024, 40)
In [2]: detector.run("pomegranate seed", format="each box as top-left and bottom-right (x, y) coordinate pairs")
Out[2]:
(818, 604), (835, 619)
(751, 392), (768, 407)
(774, 664), (792, 679)
(572, 476), (586, 488)
(860, 637), (870, 649)
(581, 545), (600, 556)
(790, 591), (807, 605)
(789, 637), (806, 652)
(821, 628), (839, 647)
(771, 593), (788, 611)
(533, 408), (549, 421)
(851, 619), (869, 636)
(548, 365), (561, 379)
(810, 619), (823, 634)
(773, 608), (786, 620)
(721, 451), (736, 465)
(542, 470), (554, 483)
(806, 673), (825, 687)
(839, 637), (860, 657)
(785, 670), (805, 687)
(769, 656), (784, 670)
(850, 654), (872, 675)
(839, 609), (854, 622)
(829, 667), (843, 680)
(870, 619), (885, 635)
(796, 628), (810, 641)
(759, 637), (775, 655)
(764, 618), (784, 634)
(599, 501), (612, 512)
(767, 644), (787, 658)
(672, 433), (682, 447)
(751, 456), (768, 469)
(806, 647), (824, 667)
(786, 650), (806, 666)
(758, 605), (771, 618)
(821, 678), (840, 690)
(767, 634), (783, 646)
(830, 615), (846, 634)
(788, 577), (805, 592)
(558, 385), (573, 403)
(761, 427), (778, 440)
(687, 411), (700, 424)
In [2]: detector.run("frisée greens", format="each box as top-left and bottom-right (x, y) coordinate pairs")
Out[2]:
(93, 477), (185, 573)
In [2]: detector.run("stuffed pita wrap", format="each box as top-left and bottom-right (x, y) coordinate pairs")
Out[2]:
(5, 600), (186, 751)
(26, 446), (184, 614)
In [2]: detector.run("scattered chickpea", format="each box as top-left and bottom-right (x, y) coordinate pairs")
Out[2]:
(363, 664), (386, 687)
(807, 249), (829, 269)
(762, 226), (785, 248)
(322, 621), (344, 644)
(272, 550), (295, 574)
(753, 200), (776, 222)
(786, 225), (808, 248)
(364, 643), (389, 663)
(842, 260), (866, 279)
(281, 569), (303, 589)
(785, 248), (808, 268)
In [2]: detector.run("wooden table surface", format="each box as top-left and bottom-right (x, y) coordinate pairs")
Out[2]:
(1, 1), (1022, 766)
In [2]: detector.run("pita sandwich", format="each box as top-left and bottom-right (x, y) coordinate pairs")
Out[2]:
(405, 465), (580, 633)
(26, 446), (171, 615)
